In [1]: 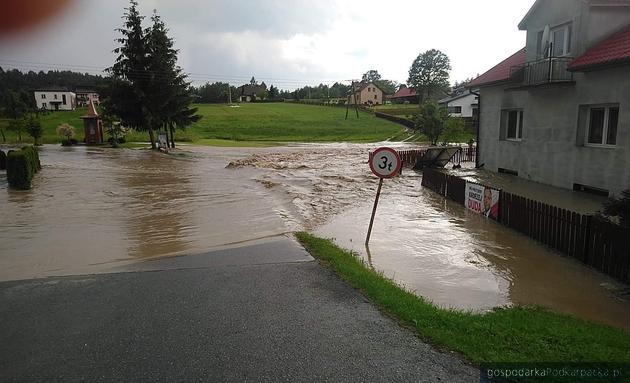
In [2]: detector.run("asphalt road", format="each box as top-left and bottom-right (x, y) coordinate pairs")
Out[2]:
(0, 236), (478, 382)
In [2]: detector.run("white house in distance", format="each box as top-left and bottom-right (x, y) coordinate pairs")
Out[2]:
(468, 0), (630, 197)
(347, 82), (384, 105)
(33, 89), (76, 111)
(439, 90), (478, 118)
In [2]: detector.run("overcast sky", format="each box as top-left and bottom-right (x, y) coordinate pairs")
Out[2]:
(0, 0), (534, 90)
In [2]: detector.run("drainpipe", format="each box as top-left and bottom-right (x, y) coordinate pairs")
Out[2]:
(469, 90), (480, 168)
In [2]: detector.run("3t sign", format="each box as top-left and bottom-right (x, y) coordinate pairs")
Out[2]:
(366, 147), (401, 245)
(369, 147), (401, 179)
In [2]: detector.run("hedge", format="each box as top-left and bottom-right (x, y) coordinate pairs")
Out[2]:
(0, 150), (6, 170)
(6, 146), (41, 190)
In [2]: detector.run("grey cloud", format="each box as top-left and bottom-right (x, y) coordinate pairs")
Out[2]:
(146, 0), (338, 38)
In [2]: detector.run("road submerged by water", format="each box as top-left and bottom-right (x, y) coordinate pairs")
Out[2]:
(1, 143), (629, 331)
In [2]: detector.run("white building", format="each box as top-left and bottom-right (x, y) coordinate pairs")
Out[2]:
(34, 89), (76, 111)
(439, 91), (478, 118)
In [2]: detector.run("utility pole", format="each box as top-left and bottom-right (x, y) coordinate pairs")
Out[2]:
(228, 83), (232, 104)
(346, 80), (360, 120)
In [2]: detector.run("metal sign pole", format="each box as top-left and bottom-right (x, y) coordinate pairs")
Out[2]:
(365, 177), (383, 245)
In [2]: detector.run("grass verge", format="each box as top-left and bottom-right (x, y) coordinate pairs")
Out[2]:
(295, 232), (630, 364)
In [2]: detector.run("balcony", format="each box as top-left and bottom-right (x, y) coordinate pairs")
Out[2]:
(509, 57), (574, 87)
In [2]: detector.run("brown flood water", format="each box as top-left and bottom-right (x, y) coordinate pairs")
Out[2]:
(1, 143), (629, 332)
(235, 143), (630, 331)
(0, 145), (295, 280)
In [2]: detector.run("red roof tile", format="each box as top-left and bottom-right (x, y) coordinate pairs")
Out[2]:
(468, 48), (526, 87)
(391, 87), (416, 98)
(568, 24), (630, 71)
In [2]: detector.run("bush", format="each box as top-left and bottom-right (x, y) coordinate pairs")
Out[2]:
(21, 146), (41, 171)
(602, 189), (630, 228)
(7, 150), (33, 190)
(0, 150), (6, 170)
(61, 138), (78, 146)
(26, 116), (43, 145)
(7, 146), (41, 189)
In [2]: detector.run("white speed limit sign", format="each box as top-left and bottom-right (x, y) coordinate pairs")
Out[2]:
(365, 147), (401, 245)
(369, 147), (401, 179)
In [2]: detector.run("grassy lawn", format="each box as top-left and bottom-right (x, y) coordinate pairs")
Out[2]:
(295, 232), (630, 365)
(1, 103), (408, 146)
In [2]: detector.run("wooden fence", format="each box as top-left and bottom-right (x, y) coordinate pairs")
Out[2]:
(451, 146), (476, 164)
(370, 147), (476, 169)
(422, 168), (630, 284)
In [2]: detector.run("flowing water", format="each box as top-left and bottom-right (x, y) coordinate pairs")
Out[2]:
(1, 143), (629, 331)
(0, 145), (295, 280)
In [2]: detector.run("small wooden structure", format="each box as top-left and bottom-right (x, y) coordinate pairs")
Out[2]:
(81, 100), (103, 145)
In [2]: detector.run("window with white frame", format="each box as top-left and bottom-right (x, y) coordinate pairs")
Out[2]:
(586, 105), (619, 146)
(551, 23), (571, 57)
(40, 94), (46, 99)
(501, 109), (523, 140)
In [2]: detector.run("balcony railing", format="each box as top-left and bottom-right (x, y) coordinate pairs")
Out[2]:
(510, 56), (574, 87)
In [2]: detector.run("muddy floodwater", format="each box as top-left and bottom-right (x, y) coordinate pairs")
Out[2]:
(0, 145), (295, 280)
(1, 143), (629, 331)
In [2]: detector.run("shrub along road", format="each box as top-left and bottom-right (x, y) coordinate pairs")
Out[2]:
(0, 236), (477, 382)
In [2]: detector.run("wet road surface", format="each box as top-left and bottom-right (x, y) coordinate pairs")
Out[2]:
(0, 236), (478, 382)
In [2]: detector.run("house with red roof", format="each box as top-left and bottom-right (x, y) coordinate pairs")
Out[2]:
(390, 87), (419, 104)
(469, 0), (630, 196)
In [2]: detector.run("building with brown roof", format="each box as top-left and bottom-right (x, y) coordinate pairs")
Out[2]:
(347, 81), (384, 105)
(469, 0), (630, 196)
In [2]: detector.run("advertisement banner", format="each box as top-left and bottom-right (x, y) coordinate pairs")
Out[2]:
(465, 182), (500, 220)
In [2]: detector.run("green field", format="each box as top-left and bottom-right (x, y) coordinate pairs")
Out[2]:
(0, 103), (409, 146)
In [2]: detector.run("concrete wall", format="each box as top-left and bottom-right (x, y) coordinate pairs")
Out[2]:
(478, 66), (630, 196)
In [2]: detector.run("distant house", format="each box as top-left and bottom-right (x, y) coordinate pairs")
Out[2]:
(390, 87), (419, 104)
(33, 88), (76, 111)
(347, 82), (384, 105)
(238, 83), (267, 102)
(438, 90), (478, 118)
(75, 89), (100, 107)
(468, 0), (630, 196)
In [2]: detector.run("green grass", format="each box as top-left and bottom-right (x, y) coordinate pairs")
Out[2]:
(1, 103), (409, 146)
(295, 232), (630, 365)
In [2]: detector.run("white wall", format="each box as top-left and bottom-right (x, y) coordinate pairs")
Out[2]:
(34, 91), (76, 111)
(447, 93), (477, 118)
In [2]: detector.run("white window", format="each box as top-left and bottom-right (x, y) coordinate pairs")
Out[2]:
(54, 94), (58, 99)
(551, 23), (571, 57)
(374, 95), (377, 100)
(586, 106), (618, 146)
(40, 94), (46, 99)
(501, 109), (523, 140)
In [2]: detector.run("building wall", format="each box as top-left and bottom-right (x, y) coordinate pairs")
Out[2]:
(33, 91), (76, 111)
(447, 93), (477, 118)
(348, 83), (383, 105)
(478, 66), (630, 196)
(524, 0), (630, 62)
